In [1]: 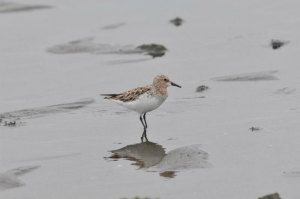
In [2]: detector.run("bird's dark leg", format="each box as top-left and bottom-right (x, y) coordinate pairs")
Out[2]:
(140, 114), (145, 128)
(143, 113), (147, 129)
(140, 115), (146, 142)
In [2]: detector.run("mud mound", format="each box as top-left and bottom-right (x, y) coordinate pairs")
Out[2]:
(0, 165), (40, 190)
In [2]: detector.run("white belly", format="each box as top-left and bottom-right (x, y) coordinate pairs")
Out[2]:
(111, 94), (166, 114)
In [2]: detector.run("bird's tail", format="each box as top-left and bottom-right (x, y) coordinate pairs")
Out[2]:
(100, 94), (120, 99)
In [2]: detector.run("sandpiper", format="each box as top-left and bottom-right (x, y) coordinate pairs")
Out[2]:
(101, 75), (181, 142)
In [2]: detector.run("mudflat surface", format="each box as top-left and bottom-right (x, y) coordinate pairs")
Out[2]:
(1, 0), (300, 198)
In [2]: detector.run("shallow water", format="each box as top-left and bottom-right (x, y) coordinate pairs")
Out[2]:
(1, 0), (300, 198)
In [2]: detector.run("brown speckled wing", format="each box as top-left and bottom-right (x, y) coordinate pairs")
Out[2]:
(107, 85), (151, 102)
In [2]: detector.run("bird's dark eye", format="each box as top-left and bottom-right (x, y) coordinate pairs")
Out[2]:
(164, 78), (168, 82)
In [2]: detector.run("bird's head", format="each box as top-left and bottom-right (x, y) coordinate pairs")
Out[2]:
(153, 75), (181, 88)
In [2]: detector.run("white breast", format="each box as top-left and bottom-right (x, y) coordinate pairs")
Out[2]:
(111, 93), (167, 114)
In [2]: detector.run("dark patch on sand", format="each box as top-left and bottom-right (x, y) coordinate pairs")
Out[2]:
(136, 44), (167, 58)
(274, 87), (296, 95)
(47, 38), (167, 58)
(258, 193), (281, 199)
(271, 40), (288, 50)
(147, 52), (165, 58)
(0, 98), (94, 119)
(250, 127), (261, 131)
(105, 58), (151, 65)
(101, 22), (126, 30)
(0, 1), (53, 13)
(283, 170), (300, 177)
(159, 171), (176, 178)
(47, 37), (142, 54)
(170, 17), (184, 26)
(211, 70), (279, 81)
(0, 118), (25, 127)
(196, 85), (209, 92)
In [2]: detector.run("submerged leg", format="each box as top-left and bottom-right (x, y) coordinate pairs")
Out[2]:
(143, 113), (147, 129)
(140, 114), (149, 142)
(140, 115), (146, 142)
(144, 129), (149, 142)
(141, 128), (149, 143)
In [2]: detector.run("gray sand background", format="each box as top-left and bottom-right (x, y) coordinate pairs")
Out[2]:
(1, 0), (300, 198)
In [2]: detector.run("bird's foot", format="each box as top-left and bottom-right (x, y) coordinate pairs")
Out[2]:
(141, 128), (149, 143)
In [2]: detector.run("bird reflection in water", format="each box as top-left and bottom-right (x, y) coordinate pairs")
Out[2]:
(106, 142), (211, 179)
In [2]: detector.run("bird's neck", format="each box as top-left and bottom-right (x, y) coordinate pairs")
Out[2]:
(155, 85), (168, 96)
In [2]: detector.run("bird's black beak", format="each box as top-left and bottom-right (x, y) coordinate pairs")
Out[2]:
(171, 82), (181, 88)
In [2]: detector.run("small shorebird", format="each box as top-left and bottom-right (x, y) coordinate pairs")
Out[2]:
(101, 75), (181, 142)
